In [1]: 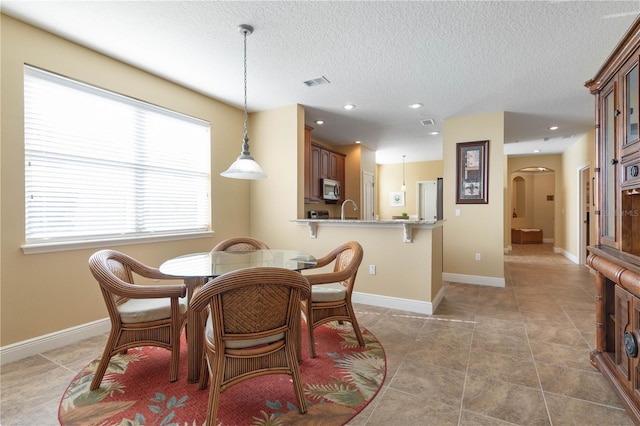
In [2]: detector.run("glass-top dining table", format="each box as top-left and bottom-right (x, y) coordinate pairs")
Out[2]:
(159, 249), (317, 383)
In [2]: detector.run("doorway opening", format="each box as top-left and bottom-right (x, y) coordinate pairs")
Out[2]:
(510, 167), (555, 246)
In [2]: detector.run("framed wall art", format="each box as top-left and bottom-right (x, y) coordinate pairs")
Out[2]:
(456, 140), (489, 204)
(390, 191), (405, 207)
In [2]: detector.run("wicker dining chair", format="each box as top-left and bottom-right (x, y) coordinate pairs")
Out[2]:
(211, 236), (269, 252)
(301, 241), (365, 358)
(189, 267), (310, 426)
(88, 249), (188, 391)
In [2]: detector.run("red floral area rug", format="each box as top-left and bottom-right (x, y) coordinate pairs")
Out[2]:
(59, 321), (385, 425)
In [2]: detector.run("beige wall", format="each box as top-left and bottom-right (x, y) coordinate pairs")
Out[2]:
(443, 112), (505, 279)
(269, 223), (443, 303)
(377, 160), (443, 219)
(0, 16), (251, 345)
(533, 173), (556, 238)
(249, 104), (303, 243)
(560, 131), (595, 258)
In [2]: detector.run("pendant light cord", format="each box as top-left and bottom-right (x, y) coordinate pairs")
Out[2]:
(243, 29), (248, 142)
(220, 23), (266, 179)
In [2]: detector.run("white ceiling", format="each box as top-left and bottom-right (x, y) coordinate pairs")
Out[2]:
(2, 1), (639, 164)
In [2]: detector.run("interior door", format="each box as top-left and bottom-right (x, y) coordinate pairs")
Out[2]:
(363, 171), (375, 220)
(419, 180), (438, 220)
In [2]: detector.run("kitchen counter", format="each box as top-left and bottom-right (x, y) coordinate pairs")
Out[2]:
(291, 218), (444, 243)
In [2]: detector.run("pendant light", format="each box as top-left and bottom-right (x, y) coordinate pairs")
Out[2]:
(400, 155), (406, 191)
(221, 24), (267, 180)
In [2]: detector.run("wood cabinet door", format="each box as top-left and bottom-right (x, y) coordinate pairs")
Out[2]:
(320, 149), (330, 179)
(633, 296), (640, 397)
(615, 285), (634, 382)
(599, 78), (620, 249)
(329, 152), (339, 180)
(336, 154), (345, 201)
(310, 145), (322, 200)
(304, 126), (313, 200)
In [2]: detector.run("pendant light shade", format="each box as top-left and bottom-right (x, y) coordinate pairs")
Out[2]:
(400, 155), (406, 191)
(221, 24), (267, 180)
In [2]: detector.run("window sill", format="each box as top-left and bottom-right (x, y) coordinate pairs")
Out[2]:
(21, 231), (215, 255)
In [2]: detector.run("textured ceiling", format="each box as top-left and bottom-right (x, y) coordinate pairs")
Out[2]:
(2, 1), (639, 164)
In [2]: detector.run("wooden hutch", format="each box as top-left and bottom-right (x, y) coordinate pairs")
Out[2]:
(585, 16), (640, 422)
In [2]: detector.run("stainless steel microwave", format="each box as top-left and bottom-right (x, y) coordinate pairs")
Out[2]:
(322, 178), (340, 200)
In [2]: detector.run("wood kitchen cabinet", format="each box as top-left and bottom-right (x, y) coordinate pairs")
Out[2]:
(304, 125), (346, 202)
(309, 144), (322, 201)
(585, 16), (640, 422)
(325, 149), (344, 182)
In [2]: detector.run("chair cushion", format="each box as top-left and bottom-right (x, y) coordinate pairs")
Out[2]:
(312, 283), (347, 302)
(118, 296), (188, 324)
(205, 314), (284, 349)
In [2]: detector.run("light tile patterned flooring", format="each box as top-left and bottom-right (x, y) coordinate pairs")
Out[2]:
(0, 243), (633, 425)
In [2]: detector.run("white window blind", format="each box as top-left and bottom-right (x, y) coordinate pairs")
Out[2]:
(24, 65), (211, 245)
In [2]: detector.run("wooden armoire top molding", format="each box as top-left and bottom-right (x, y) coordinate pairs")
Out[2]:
(585, 16), (640, 94)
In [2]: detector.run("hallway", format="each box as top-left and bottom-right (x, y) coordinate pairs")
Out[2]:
(350, 243), (632, 425)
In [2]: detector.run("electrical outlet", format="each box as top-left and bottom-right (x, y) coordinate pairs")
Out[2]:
(475, 253), (481, 261)
(369, 265), (376, 275)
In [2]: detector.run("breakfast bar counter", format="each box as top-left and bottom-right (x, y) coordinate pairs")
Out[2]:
(291, 218), (444, 243)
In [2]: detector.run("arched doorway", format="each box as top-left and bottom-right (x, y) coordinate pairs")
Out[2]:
(510, 167), (555, 245)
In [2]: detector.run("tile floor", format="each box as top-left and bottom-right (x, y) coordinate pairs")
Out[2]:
(0, 243), (633, 425)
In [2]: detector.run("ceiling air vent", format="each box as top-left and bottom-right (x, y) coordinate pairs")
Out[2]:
(303, 76), (331, 87)
(420, 118), (435, 126)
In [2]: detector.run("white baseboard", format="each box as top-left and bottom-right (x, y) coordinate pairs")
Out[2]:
(353, 290), (442, 315)
(554, 247), (579, 264)
(3, 288), (449, 365)
(0, 318), (110, 365)
(442, 272), (505, 288)
(1, 293), (441, 365)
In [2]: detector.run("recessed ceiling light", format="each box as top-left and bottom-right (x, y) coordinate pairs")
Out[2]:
(534, 149), (541, 153)
(314, 120), (325, 125)
(344, 104), (356, 110)
(549, 126), (559, 130)
(409, 103), (423, 109)
(429, 131), (440, 135)
(354, 140), (361, 144)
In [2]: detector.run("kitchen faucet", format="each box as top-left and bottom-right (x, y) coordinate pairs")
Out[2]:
(341, 199), (358, 220)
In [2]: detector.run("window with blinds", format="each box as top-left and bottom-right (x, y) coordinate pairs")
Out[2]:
(24, 65), (211, 246)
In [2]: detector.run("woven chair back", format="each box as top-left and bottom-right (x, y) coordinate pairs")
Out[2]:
(211, 237), (270, 253)
(105, 257), (133, 304)
(192, 267), (310, 345)
(335, 248), (355, 286)
(221, 284), (290, 334)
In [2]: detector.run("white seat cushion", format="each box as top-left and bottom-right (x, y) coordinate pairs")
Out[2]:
(205, 314), (284, 349)
(118, 296), (188, 324)
(312, 282), (347, 302)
